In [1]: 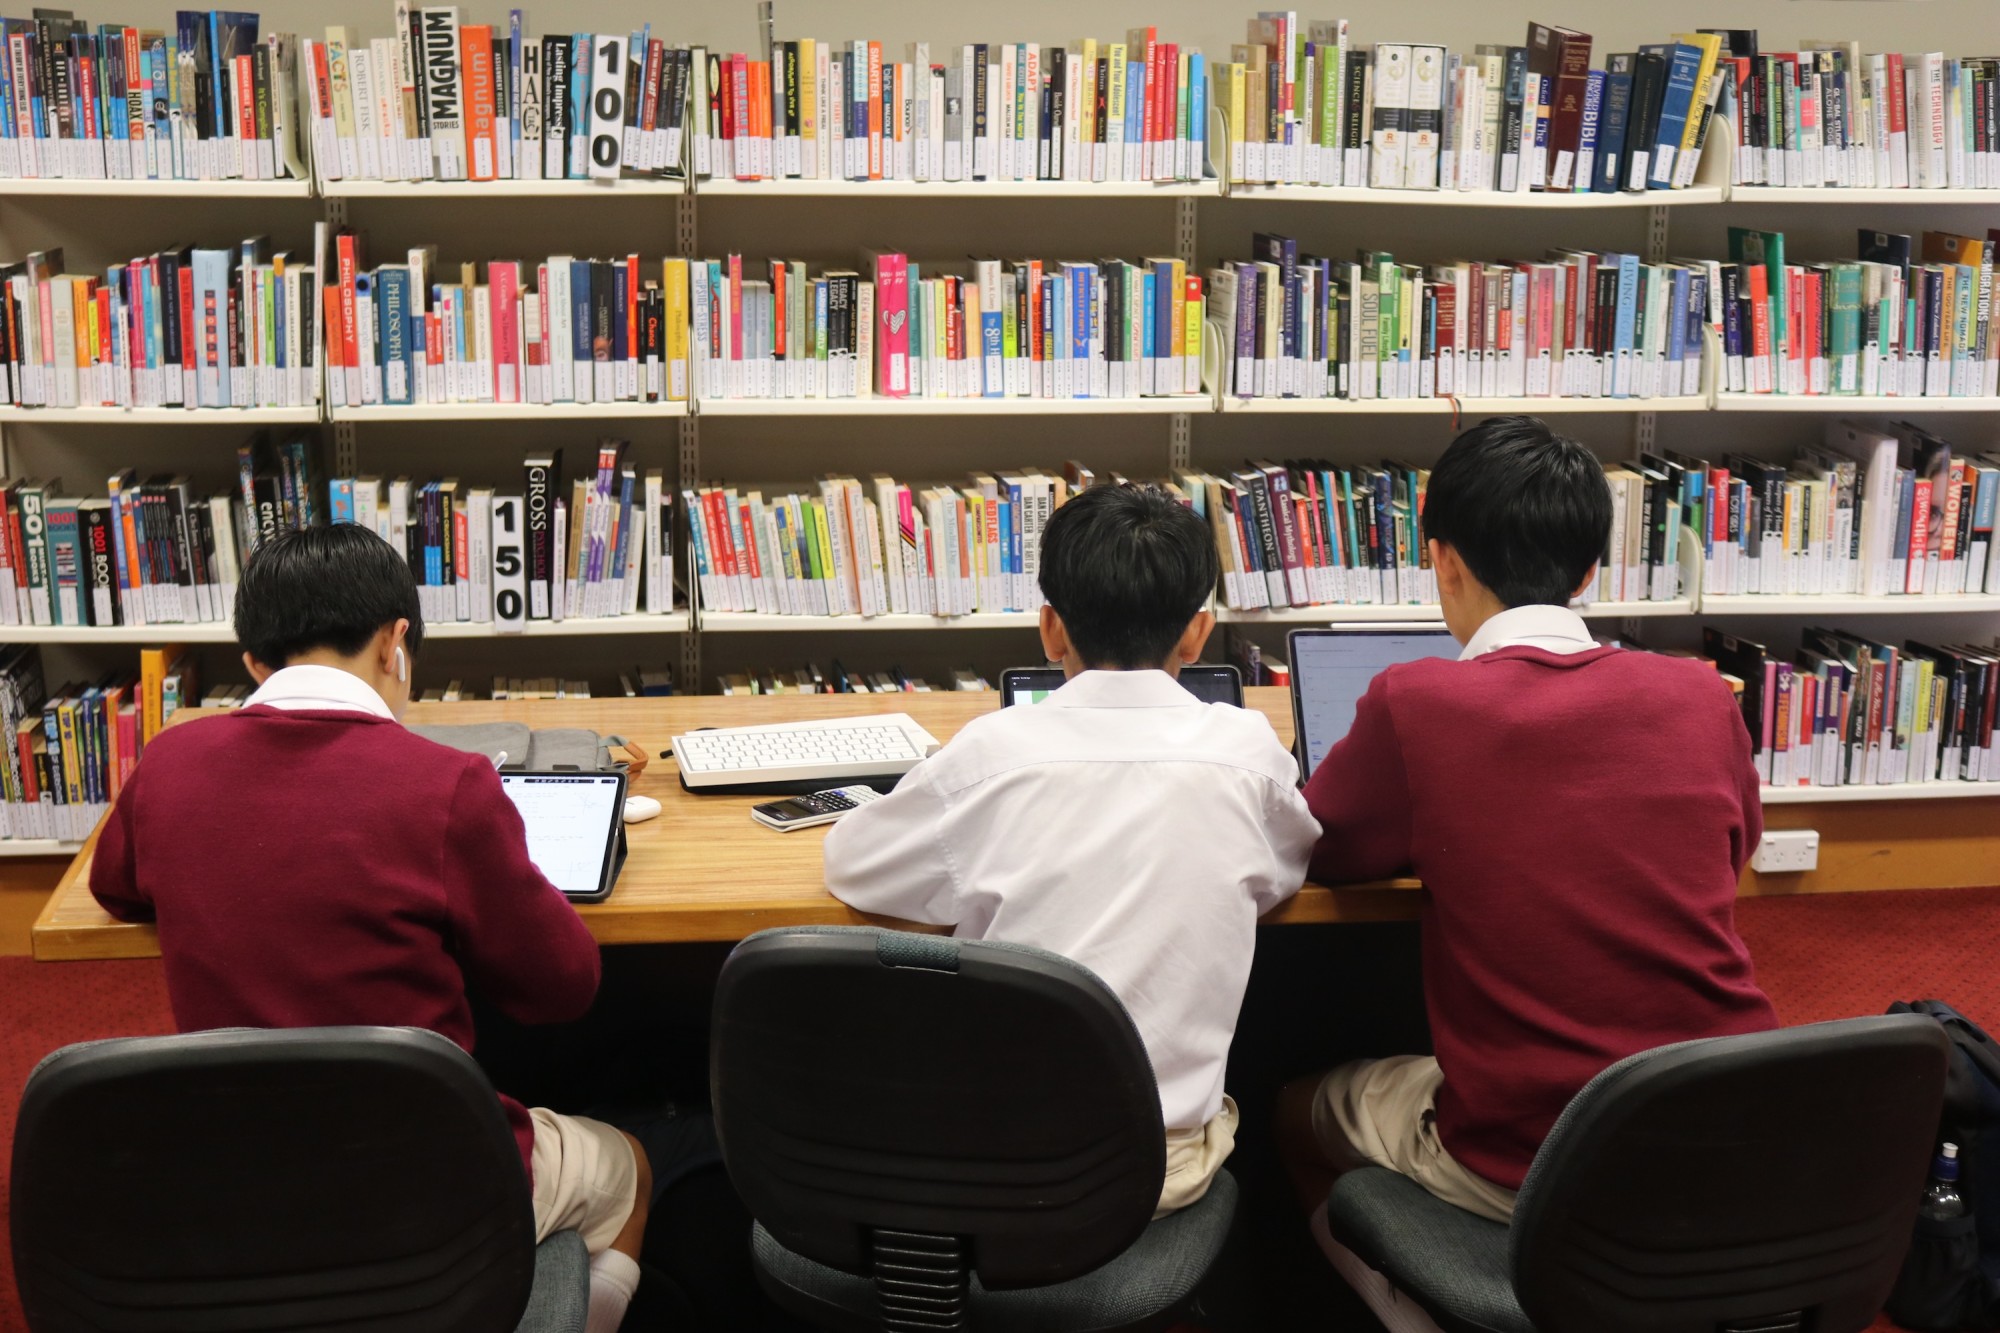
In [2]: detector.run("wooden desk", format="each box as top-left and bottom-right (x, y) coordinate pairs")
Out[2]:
(32, 687), (1424, 961)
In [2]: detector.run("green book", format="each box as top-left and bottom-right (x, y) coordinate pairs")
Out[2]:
(1830, 262), (1863, 394)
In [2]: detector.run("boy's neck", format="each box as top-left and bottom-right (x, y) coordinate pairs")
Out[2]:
(1062, 661), (1181, 679)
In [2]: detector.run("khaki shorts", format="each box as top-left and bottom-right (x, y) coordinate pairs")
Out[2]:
(1310, 1056), (1516, 1224)
(1157, 1096), (1238, 1219)
(529, 1108), (640, 1252)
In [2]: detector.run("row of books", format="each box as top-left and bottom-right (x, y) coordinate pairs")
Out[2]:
(692, 253), (1205, 402)
(716, 664), (994, 695)
(1702, 627), (2000, 790)
(1683, 421), (1999, 601)
(0, 435), (317, 628)
(1722, 227), (2000, 399)
(1724, 42), (2000, 192)
(0, 9), (307, 181)
(327, 443), (675, 625)
(685, 468), (1093, 619)
(1211, 239), (1708, 402)
(0, 642), (193, 842)
(302, 16), (696, 184)
(321, 232), (686, 408)
(1214, 19), (1726, 194)
(0, 242), (320, 410)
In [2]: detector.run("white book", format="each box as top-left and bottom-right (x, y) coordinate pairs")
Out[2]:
(548, 258), (575, 402)
(348, 43), (383, 180)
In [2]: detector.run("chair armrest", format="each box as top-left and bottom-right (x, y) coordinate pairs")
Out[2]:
(514, 1230), (591, 1333)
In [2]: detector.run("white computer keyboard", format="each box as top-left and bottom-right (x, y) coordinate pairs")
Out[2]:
(672, 714), (943, 790)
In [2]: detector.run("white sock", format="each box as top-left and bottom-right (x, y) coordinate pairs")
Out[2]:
(585, 1249), (642, 1333)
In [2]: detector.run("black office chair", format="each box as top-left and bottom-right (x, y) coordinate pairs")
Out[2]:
(11, 1026), (590, 1333)
(1321, 1014), (1952, 1333)
(711, 925), (1238, 1333)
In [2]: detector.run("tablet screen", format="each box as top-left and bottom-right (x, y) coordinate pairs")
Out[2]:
(499, 773), (624, 899)
(1001, 666), (1243, 707)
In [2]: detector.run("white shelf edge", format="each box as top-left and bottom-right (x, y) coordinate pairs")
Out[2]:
(697, 396), (1204, 417)
(699, 611), (1040, 631)
(1699, 595), (2000, 616)
(0, 838), (83, 856)
(331, 402), (688, 422)
(323, 177), (685, 198)
(3, 614), (689, 644)
(0, 406), (320, 424)
(1220, 396), (1709, 415)
(1731, 187), (2000, 207)
(695, 178), (1208, 198)
(1215, 601), (1687, 624)
(1761, 782), (2000, 805)
(1714, 394), (2000, 413)
(1222, 184), (1725, 208)
(0, 178), (311, 198)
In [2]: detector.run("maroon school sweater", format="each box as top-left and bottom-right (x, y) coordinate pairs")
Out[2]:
(1303, 645), (1778, 1191)
(90, 706), (603, 1179)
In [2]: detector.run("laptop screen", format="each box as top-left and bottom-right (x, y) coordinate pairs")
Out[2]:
(1000, 665), (1244, 708)
(1289, 628), (1459, 779)
(499, 772), (626, 899)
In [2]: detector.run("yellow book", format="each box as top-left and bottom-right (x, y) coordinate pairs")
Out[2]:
(661, 258), (690, 400)
(1079, 38), (1098, 164)
(1671, 32), (1723, 156)
(799, 38), (817, 174)
(138, 643), (188, 744)
(1168, 259), (1186, 368)
(809, 498), (836, 604)
(57, 697), (82, 808)
(1184, 271), (1203, 394)
(1227, 63), (1246, 182)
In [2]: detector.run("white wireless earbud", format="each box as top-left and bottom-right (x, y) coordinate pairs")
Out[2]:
(395, 646), (409, 683)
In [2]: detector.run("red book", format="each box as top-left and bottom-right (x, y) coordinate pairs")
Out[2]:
(1908, 478), (1933, 594)
(490, 260), (520, 403)
(1543, 25), (1593, 190)
(336, 231), (364, 401)
(640, 40), (664, 140)
(462, 26), (497, 181)
(234, 53), (256, 147)
(94, 287), (111, 403)
(176, 264), (197, 387)
(625, 255), (640, 381)
(1802, 269), (1823, 393)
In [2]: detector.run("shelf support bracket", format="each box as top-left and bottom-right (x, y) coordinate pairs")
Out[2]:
(333, 420), (358, 476)
(678, 412), (701, 688)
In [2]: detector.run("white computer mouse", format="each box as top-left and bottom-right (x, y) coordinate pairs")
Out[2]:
(623, 794), (662, 824)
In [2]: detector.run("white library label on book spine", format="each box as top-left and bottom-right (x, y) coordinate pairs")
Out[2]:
(588, 35), (626, 179)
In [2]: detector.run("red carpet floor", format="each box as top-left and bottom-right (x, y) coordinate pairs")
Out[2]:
(3, 887), (1997, 1331)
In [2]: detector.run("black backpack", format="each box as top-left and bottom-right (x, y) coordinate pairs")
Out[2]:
(1886, 1001), (2000, 1331)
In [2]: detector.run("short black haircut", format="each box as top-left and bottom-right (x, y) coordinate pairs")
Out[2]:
(1422, 415), (1613, 608)
(1039, 484), (1217, 669)
(234, 524), (425, 669)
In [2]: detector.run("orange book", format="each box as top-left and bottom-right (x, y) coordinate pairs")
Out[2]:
(461, 25), (498, 181)
(866, 41), (883, 179)
(749, 59), (771, 178)
(139, 643), (189, 744)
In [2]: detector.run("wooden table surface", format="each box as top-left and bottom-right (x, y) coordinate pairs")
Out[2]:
(32, 687), (1424, 961)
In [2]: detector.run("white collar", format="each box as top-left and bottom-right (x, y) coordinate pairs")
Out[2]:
(1458, 605), (1598, 662)
(245, 664), (395, 719)
(1047, 669), (1205, 708)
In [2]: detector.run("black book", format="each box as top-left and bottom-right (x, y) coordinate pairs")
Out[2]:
(610, 261), (629, 367)
(523, 449), (560, 618)
(543, 35), (571, 178)
(78, 499), (115, 626)
(1621, 51), (1667, 192)
(1342, 47), (1368, 179)
(589, 261), (613, 384)
(971, 42), (988, 179)
(406, 5), (430, 136)
(1045, 46), (1063, 179)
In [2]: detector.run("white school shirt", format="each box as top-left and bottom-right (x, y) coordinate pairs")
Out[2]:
(823, 669), (1317, 1132)
(244, 664), (395, 718)
(1458, 604), (1598, 661)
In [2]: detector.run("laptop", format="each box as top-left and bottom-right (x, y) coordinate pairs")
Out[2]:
(999, 664), (1245, 708)
(498, 771), (629, 903)
(1287, 626), (1459, 781)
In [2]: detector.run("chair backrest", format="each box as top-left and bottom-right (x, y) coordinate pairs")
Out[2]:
(11, 1026), (538, 1333)
(711, 927), (1166, 1292)
(1510, 1014), (1951, 1333)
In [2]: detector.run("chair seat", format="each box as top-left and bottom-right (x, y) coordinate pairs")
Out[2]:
(515, 1231), (591, 1333)
(751, 1170), (1238, 1333)
(1326, 1168), (1534, 1333)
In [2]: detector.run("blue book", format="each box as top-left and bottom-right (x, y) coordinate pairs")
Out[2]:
(994, 493), (1013, 605)
(1665, 266), (1690, 386)
(1141, 269), (1157, 383)
(613, 466), (636, 601)
(1611, 253), (1640, 397)
(1126, 61), (1144, 172)
(376, 267), (410, 403)
(569, 36), (591, 179)
(148, 38), (171, 168)
(45, 500), (81, 626)
(1575, 70), (1604, 195)
(190, 246), (232, 406)
(1641, 42), (1703, 189)
(569, 259), (594, 395)
(980, 282), (1002, 399)
(330, 478), (355, 524)
(1038, 275), (1056, 392)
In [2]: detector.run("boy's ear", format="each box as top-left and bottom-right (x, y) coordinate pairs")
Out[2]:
(1429, 540), (1463, 598)
(1571, 562), (1600, 600)
(1038, 605), (1069, 667)
(242, 651), (273, 685)
(1177, 610), (1216, 664)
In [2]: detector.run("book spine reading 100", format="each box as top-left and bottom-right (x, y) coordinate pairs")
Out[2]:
(0, 439), (675, 632)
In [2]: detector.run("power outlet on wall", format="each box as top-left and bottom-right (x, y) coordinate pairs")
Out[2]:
(1751, 829), (1820, 874)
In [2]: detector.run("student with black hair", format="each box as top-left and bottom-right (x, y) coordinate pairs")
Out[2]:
(1279, 417), (1776, 1223)
(825, 484), (1317, 1216)
(90, 525), (654, 1333)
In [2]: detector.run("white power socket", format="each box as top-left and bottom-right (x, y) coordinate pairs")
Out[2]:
(1751, 829), (1820, 874)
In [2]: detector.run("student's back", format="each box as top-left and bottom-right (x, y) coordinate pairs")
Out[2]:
(96, 705), (598, 1047)
(1310, 642), (1774, 1188)
(826, 669), (1310, 1135)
